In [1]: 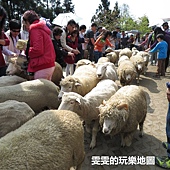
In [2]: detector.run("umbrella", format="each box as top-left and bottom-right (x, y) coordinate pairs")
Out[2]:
(148, 18), (164, 27)
(52, 12), (82, 26)
(126, 30), (141, 34)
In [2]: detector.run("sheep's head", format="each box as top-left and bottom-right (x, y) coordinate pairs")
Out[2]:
(96, 63), (108, 79)
(99, 100), (129, 135)
(58, 92), (84, 116)
(59, 76), (82, 99)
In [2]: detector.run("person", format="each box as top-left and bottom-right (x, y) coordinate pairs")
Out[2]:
(52, 26), (74, 68)
(2, 19), (24, 63)
(130, 32), (142, 50)
(86, 23), (97, 61)
(114, 26), (121, 49)
(95, 26), (102, 40)
(155, 82), (170, 168)
(22, 10), (55, 80)
(149, 33), (168, 77)
(64, 29), (79, 76)
(162, 22), (170, 33)
(139, 32), (150, 50)
(0, 6), (10, 77)
(60, 19), (79, 56)
(93, 30), (113, 63)
(79, 24), (87, 59)
(146, 27), (170, 71)
(120, 30), (128, 49)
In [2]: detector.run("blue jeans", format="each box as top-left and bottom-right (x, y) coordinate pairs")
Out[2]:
(166, 103), (170, 157)
(94, 51), (102, 63)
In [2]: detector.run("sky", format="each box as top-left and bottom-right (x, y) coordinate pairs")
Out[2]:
(71, 0), (170, 28)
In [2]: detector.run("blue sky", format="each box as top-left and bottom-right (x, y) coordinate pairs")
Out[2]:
(71, 0), (170, 28)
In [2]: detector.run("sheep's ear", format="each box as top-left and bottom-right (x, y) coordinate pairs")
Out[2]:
(75, 98), (81, 104)
(117, 103), (128, 111)
(75, 82), (82, 86)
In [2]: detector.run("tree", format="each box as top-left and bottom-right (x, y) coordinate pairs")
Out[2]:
(62, 0), (74, 13)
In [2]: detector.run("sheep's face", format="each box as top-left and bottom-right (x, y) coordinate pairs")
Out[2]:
(96, 64), (107, 79)
(99, 102), (129, 135)
(6, 62), (19, 75)
(58, 92), (82, 113)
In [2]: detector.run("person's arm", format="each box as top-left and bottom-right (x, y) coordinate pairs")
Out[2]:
(0, 33), (9, 46)
(106, 38), (114, 47)
(149, 43), (160, 53)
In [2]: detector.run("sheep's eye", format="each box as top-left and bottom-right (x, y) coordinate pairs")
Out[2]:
(70, 101), (74, 104)
(69, 86), (72, 89)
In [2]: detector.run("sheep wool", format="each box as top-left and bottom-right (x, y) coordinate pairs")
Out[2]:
(0, 110), (85, 170)
(99, 85), (147, 147)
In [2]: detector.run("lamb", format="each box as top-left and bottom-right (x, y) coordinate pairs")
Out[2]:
(58, 79), (118, 149)
(0, 110), (85, 170)
(75, 59), (92, 69)
(0, 75), (26, 87)
(131, 47), (139, 56)
(0, 100), (35, 138)
(117, 60), (136, 86)
(99, 85), (147, 147)
(96, 62), (118, 81)
(119, 48), (132, 58)
(0, 79), (60, 113)
(58, 64), (99, 99)
(130, 54), (145, 84)
(6, 57), (63, 86)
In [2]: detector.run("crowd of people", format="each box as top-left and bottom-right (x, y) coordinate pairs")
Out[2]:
(1, 5), (170, 168)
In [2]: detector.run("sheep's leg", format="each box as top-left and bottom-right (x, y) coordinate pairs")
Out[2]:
(120, 133), (126, 147)
(122, 131), (136, 147)
(85, 121), (91, 133)
(137, 74), (140, 84)
(139, 114), (146, 137)
(90, 120), (99, 149)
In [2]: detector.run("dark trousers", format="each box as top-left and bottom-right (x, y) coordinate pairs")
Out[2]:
(165, 50), (170, 71)
(166, 103), (170, 158)
(87, 45), (94, 62)
(157, 59), (165, 76)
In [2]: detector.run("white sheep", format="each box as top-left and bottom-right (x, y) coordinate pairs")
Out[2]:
(105, 51), (119, 64)
(58, 79), (118, 149)
(96, 62), (118, 81)
(0, 75), (26, 87)
(0, 79), (60, 113)
(6, 57), (63, 86)
(0, 110), (85, 170)
(75, 59), (92, 69)
(130, 54), (145, 84)
(0, 100), (35, 138)
(119, 48), (132, 58)
(99, 85), (147, 147)
(117, 60), (136, 86)
(58, 64), (99, 99)
(118, 55), (129, 67)
(137, 51), (150, 74)
(97, 57), (110, 64)
(131, 47), (139, 56)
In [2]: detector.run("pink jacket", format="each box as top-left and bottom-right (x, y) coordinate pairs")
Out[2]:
(27, 20), (55, 73)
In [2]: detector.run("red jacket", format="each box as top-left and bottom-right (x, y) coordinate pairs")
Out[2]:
(0, 32), (9, 67)
(27, 20), (55, 72)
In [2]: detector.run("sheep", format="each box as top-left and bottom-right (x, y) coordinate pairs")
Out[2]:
(0, 100), (35, 138)
(105, 51), (119, 64)
(137, 51), (150, 74)
(119, 48), (132, 58)
(0, 110), (85, 170)
(0, 75), (26, 87)
(58, 64), (99, 99)
(130, 54), (145, 84)
(75, 59), (92, 69)
(117, 60), (136, 86)
(118, 55), (129, 67)
(58, 79), (118, 149)
(96, 62), (118, 81)
(131, 47), (139, 56)
(97, 57), (110, 64)
(6, 57), (63, 86)
(0, 79), (60, 113)
(99, 85), (147, 147)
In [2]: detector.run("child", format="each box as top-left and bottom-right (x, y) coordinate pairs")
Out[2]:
(149, 33), (168, 77)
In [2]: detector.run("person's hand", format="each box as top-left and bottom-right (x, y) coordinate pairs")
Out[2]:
(72, 49), (80, 55)
(68, 52), (74, 57)
(11, 53), (18, 57)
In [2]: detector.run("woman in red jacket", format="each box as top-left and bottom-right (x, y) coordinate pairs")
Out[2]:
(22, 10), (55, 80)
(0, 6), (10, 76)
